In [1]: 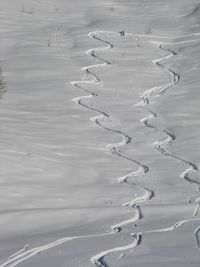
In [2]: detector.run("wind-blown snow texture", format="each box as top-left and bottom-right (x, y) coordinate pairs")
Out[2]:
(0, 0), (200, 266)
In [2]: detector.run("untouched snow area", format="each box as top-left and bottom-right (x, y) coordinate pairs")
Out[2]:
(0, 0), (200, 266)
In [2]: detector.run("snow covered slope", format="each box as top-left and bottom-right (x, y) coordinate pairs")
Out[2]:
(0, 0), (200, 266)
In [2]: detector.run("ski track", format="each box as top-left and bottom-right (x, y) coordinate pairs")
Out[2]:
(2, 31), (200, 267)
(2, 219), (200, 267)
(136, 40), (200, 249)
(71, 30), (153, 267)
(0, 232), (115, 267)
(132, 218), (200, 236)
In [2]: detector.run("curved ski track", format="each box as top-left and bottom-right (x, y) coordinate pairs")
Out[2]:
(71, 30), (153, 267)
(136, 40), (200, 248)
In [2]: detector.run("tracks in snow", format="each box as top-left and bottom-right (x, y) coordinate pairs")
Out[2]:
(71, 30), (154, 267)
(136, 41), (200, 248)
(2, 31), (200, 267)
(0, 232), (115, 267)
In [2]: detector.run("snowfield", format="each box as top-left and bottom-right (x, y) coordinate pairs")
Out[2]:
(0, 0), (200, 266)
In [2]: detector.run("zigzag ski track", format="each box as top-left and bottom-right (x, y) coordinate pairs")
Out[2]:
(71, 30), (154, 267)
(136, 39), (200, 250)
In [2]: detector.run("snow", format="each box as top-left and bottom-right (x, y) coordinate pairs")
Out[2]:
(0, 0), (200, 266)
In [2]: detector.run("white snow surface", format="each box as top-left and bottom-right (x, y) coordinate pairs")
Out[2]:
(0, 0), (200, 266)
